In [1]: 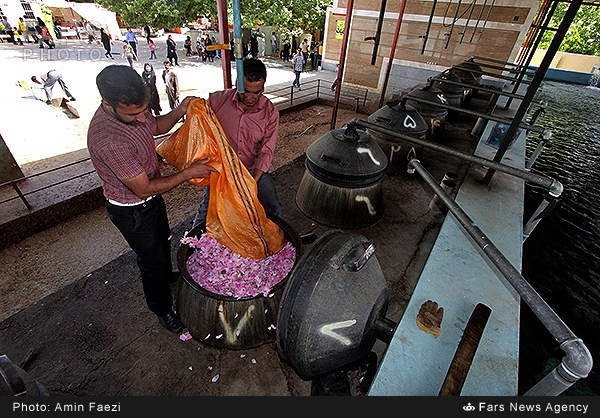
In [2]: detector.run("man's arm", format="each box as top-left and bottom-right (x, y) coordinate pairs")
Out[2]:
(122, 157), (215, 199)
(152, 95), (194, 135)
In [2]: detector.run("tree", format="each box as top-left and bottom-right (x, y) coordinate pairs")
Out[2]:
(539, 3), (600, 56)
(95, 0), (330, 33)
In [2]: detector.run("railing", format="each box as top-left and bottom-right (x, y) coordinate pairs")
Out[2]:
(409, 158), (593, 396)
(350, 118), (592, 395)
(0, 79), (371, 212)
(267, 78), (373, 113)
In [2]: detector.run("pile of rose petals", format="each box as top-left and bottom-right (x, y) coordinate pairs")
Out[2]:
(181, 234), (296, 299)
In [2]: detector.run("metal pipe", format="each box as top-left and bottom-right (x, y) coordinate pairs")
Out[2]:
(452, 64), (531, 84)
(484, 0), (583, 185)
(525, 130), (552, 171)
(421, 0), (438, 54)
(470, 92), (499, 137)
(351, 119), (559, 191)
(508, 0), (560, 109)
(477, 0), (495, 41)
(472, 55), (520, 67)
(409, 159), (592, 396)
(428, 76), (524, 99)
(232, 0), (244, 93)
(370, 0), (388, 65)
(459, 0), (476, 44)
(445, 0), (463, 49)
(216, 0), (232, 89)
(402, 94), (545, 133)
(523, 193), (558, 241)
(380, 0), (408, 107)
(331, 0), (356, 130)
(525, 338), (593, 396)
(469, 0), (487, 43)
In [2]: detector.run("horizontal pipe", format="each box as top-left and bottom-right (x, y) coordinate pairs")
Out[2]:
(409, 159), (592, 395)
(351, 118), (561, 194)
(428, 76), (525, 99)
(401, 95), (546, 133)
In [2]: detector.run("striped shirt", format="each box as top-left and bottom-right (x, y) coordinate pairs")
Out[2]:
(87, 105), (158, 203)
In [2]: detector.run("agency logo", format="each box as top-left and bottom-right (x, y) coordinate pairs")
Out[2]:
(463, 403), (475, 412)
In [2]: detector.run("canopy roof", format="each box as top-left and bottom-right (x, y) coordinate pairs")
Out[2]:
(41, 0), (122, 40)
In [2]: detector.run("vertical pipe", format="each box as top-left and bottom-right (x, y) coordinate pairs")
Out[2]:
(232, 0), (245, 93)
(445, 0), (463, 49)
(477, 0), (495, 42)
(469, 0), (488, 43)
(421, 0), (438, 54)
(371, 0), (389, 65)
(330, 0), (356, 130)
(459, 0), (476, 44)
(379, 0), (408, 108)
(483, 0), (583, 185)
(516, 0), (550, 64)
(216, 0), (232, 89)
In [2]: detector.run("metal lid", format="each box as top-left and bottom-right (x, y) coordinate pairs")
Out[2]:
(406, 85), (449, 116)
(305, 125), (388, 186)
(433, 69), (464, 95)
(367, 101), (429, 139)
(454, 60), (483, 85)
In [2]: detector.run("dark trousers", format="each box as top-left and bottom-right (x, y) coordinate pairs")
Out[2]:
(105, 195), (174, 316)
(293, 71), (301, 88)
(192, 171), (283, 228)
(128, 41), (138, 60)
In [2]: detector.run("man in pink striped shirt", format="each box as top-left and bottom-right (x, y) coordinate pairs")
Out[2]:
(87, 65), (215, 333)
(192, 58), (283, 227)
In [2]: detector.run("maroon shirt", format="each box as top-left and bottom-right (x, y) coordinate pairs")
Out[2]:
(208, 89), (279, 173)
(87, 105), (158, 203)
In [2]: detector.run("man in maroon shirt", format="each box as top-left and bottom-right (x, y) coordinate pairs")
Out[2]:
(192, 58), (283, 228)
(87, 65), (215, 333)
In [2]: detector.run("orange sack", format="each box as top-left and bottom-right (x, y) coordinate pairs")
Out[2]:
(156, 98), (285, 259)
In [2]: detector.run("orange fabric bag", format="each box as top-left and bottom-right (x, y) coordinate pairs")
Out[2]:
(156, 98), (285, 259)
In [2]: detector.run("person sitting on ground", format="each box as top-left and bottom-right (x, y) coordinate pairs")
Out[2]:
(31, 70), (76, 105)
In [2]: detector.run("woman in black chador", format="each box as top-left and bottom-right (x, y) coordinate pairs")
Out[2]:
(141, 63), (161, 116)
(100, 28), (113, 59)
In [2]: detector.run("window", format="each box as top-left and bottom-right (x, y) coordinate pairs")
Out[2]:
(20, 1), (35, 19)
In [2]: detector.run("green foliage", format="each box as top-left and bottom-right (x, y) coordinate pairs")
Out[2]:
(95, 0), (330, 33)
(538, 3), (600, 56)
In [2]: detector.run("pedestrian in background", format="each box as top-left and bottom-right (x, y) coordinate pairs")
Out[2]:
(162, 61), (179, 110)
(100, 28), (113, 59)
(31, 70), (76, 105)
(125, 27), (138, 60)
(148, 39), (157, 60)
(166, 35), (179, 66)
(292, 47), (304, 90)
(142, 62), (161, 116)
(122, 41), (135, 67)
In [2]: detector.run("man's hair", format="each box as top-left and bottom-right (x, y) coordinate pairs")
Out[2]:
(96, 65), (147, 107)
(243, 58), (267, 83)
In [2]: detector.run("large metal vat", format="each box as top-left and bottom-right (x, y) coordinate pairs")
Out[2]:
(296, 125), (388, 229)
(367, 101), (429, 174)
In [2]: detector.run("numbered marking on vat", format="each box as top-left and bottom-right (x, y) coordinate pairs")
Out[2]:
(357, 147), (381, 165)
(218, 304), (255, 343)
(389, 145), (402, 164)
(403, 115), (417, 129)
(355, 195), (377, 215)
(319, 319), (357, 345)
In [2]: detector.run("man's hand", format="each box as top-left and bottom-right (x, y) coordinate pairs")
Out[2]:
(178, 96), (197, 114)
(186, 157), (217, 179)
